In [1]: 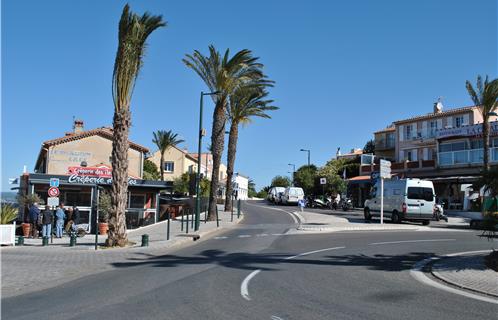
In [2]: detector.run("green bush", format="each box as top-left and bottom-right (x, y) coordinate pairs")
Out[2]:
(0, 204), (18, 224)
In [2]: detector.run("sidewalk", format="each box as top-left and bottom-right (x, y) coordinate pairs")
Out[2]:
(1, 205), (242, 298)
(431, 251), (498, 297)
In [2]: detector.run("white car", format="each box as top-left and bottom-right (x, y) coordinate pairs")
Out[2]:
(280, 187), (305, 205)
(268, 187), (285, 203)
(364, 178), (435, 225)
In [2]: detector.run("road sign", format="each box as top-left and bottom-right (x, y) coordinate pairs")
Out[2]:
(361, 154), (375, 165)
(380, 159), (391, 179)
(47, 197), (59, 207)
(48, 187), (60, 197)
(320, 177), (327, 185)
(50, 178), (60, 188)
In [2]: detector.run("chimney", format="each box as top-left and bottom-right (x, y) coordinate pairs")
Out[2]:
(433, 98), (443, 114)
(73, 119), (84, 134)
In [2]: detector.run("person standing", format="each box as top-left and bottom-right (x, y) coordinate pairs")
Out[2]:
(72, 206), (80, 225)
(55, 203), (66, 238)
(42, 205), (53, 238)
(28, 203), (40, 238)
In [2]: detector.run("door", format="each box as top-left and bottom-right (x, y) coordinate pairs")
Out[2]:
(406, 187), (422, 218)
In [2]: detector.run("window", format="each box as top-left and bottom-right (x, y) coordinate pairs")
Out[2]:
(455, 116), (464, 128)
(440, 141), (467, 152)
(129, 194), (146, 209)
(429, 121), (437, 137)
(470, 140), (483, 149)
(406, 151), (412, 161)
(405, 125), (412, 140)
(163, 161), (174, 172)
(188, 165), (194, 174)
(407, 187), (434, 201)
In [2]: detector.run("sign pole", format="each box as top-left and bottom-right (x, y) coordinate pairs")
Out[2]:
(380, 177), (384, 224)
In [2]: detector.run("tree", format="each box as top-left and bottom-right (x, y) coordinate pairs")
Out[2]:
(152, 130), (185, 181)
(271, 175), (291, 188)
(224, 87), (276, 210)
(173, 173), (210, 197)
(294, 165), (318, 195)
(248, 179), (257, 198)
(143, 159), (161, 180)
(183, 46), (267, 219)
(466, 75), (498, 172)
(107, 5), (165, 247)
(363, 139), (375, 154)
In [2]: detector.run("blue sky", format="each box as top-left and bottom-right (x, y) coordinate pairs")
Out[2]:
(2, 0), (497, 192)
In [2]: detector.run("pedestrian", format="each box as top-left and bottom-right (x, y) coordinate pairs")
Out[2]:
(42, 205), (53, 238)
(65, 207), (73, 230)
(72, 206), (80, 225)
(28, 202), (40, 238)
(55, 203), (66, 238)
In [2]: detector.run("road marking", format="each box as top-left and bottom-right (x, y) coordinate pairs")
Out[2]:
(369, 239), (456, 245)
(271, 316), (284, 320)
(213, 236), (228, 240)
(240, 246), (345, 301)
(256, 233), (269, 237)
(238, 235), (251, 238)
(410, 251), (498, 305)
(244, 202), (299, 225)
(271, 233), (285, 236)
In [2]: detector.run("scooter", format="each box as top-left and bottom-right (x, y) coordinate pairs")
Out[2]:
(341, 198), (353, 211)
(433, 203), (448, 222)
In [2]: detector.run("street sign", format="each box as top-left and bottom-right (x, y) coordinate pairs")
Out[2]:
(320, 177), (327, 185)
(361, 154), (375, 165)
(380, 159), (391, 179)
(48, 187), (60, 197)
(50, 178), (60, 188)
(47, 197), (59, 207)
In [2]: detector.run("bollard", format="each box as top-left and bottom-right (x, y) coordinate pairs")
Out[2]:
(42, 236), (49, 246)
(181, 209), (184, 231)
(216, 205), (219, 228)
(186, 209), (189, 234)
(166, 210), (171, 241)
(17, 236), (24, 246)
(191, 208), (194, 229)
(237, 199), (241, 218)
(141, 234), (149, 247)
(204, 204), (207, 223)
(69, 235), (77, 247)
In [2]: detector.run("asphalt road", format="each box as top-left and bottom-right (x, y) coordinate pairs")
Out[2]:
(3, 201), (497, 320)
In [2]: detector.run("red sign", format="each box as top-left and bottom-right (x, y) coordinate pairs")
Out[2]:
(48, 187), (60, 197)
(68, 166), (112, 178)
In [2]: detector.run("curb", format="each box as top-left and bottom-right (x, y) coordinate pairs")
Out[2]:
(430, 250), (498, 298)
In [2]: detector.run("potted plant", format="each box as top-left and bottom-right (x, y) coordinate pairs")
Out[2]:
(98, 190), (111, 235)
(0, 204), (19, 245)
(16, 193), (43, 237)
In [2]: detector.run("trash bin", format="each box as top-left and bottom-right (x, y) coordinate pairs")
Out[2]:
(141, 234), (149, 247)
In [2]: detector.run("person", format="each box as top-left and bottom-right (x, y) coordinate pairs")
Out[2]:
(28, 203), (40, 238)
(65, 207), (73, 230)
(55, 203), (66, 238)
(72, 206), (80, 225)
(42, 205), (53, 238)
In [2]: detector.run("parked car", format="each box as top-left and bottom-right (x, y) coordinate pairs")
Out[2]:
(280, 187), (305, 205)
(267, 187), (286, 203)
(363, 178), (435, 225)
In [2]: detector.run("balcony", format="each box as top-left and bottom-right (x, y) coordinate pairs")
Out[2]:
(375, 139), (395, 151)
(359, 159), (436, 175)
(438, 148), (498, 166)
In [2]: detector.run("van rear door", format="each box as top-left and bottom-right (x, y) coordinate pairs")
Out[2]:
(406, 187), (422, 218)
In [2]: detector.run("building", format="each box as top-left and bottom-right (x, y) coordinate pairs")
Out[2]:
(337, 148), (363, 160)
(219, 173), (249, 200)
(360, 102), (498, 210)
(20, 120), (171, 232)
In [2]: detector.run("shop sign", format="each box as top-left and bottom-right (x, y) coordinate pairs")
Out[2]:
(67, 174), (137, 185)
(436, 121), (498, 139)
(68, 166), (112, 178)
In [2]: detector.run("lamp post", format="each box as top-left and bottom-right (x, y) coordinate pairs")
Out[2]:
(195, 91), (219, 231)
(288, 163), (296, 186)
(300, 149), (311, 166)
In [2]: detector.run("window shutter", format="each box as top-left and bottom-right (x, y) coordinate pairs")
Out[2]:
(446, 117), (453, 128)
(422, 121), (427, 138)
(399, 125), (404, 142)
(463, 114), (469, 126)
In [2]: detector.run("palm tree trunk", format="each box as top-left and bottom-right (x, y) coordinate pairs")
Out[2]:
(160, 153), (164, 181)
(483, 119), (490, 172)
(106, 108), (130, 247)
(224, 121), (239, 211)
(208, 100), (226, 220)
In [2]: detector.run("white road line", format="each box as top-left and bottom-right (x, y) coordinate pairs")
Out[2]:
(238, 235), (251, 238)
(213, 236), (228, 240)
(271, 316), (284, 320)
(369, 239), (456, 245)
(410, 251), (498, 305)
(240, 246), (345, 301)
(256, 234), (269, 237)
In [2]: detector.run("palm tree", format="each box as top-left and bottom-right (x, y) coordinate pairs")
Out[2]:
(107, 5), (165, 247)
(183, 46), (269, 219)
(152, 130), (185, 181)
(466, 75), (498, 172)
(224, 87), (277, 211)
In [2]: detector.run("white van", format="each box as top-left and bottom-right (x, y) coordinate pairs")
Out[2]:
(363, 178), (435, 225)
(267, 187), (286, 203)
(280, 187), (305, 205)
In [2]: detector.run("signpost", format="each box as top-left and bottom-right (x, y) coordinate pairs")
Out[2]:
(48, 197), (59, 207)
(50, 178), (60, 188)
(320, 177), (327, 199)
(48, 187), (60, 198)
(379, 159), (391, 224)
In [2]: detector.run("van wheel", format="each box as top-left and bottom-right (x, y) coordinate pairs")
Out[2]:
(422, 220), (430, 226)
(391, 212), (401, 224)
(364, 208), (372, 221)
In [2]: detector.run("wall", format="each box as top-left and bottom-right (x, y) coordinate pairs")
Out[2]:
(46, 135), (143, 177)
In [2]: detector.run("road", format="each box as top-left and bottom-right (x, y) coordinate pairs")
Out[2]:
(3, 201), (497, 320)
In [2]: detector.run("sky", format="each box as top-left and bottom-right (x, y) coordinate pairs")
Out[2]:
(1, 0), (497, 192)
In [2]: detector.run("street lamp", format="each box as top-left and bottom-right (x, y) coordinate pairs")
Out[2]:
(195, 91), (220, 231)
(288, 163), (296, 186)
(300, 149), (311, 166)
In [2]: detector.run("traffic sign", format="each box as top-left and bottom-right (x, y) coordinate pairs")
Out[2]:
(48, 187), (60, 197)
(320, 177), (327, 185)
(47, 197), (59, 207)
(50, 178), (60, 188)
(380, 159), (391, 179)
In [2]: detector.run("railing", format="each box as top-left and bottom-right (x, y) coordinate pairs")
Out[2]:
(438, 148), (498, 166)
(375, 139), (395, 150)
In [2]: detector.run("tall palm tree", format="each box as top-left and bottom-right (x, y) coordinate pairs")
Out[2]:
(224, 87), (277, 211)
(107, 5), (165, 247)
(152, 130), (185, 181)
(183, 46), (268, 219)
(466, 75), (498, 172)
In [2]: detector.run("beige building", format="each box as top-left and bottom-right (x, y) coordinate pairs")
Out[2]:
(34, 120), (147, 177)
(374, 126), (395, 160)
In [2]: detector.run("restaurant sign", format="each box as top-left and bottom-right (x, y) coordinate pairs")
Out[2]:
(436, 121), (498, 139)
(67, 166), (137, 185)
